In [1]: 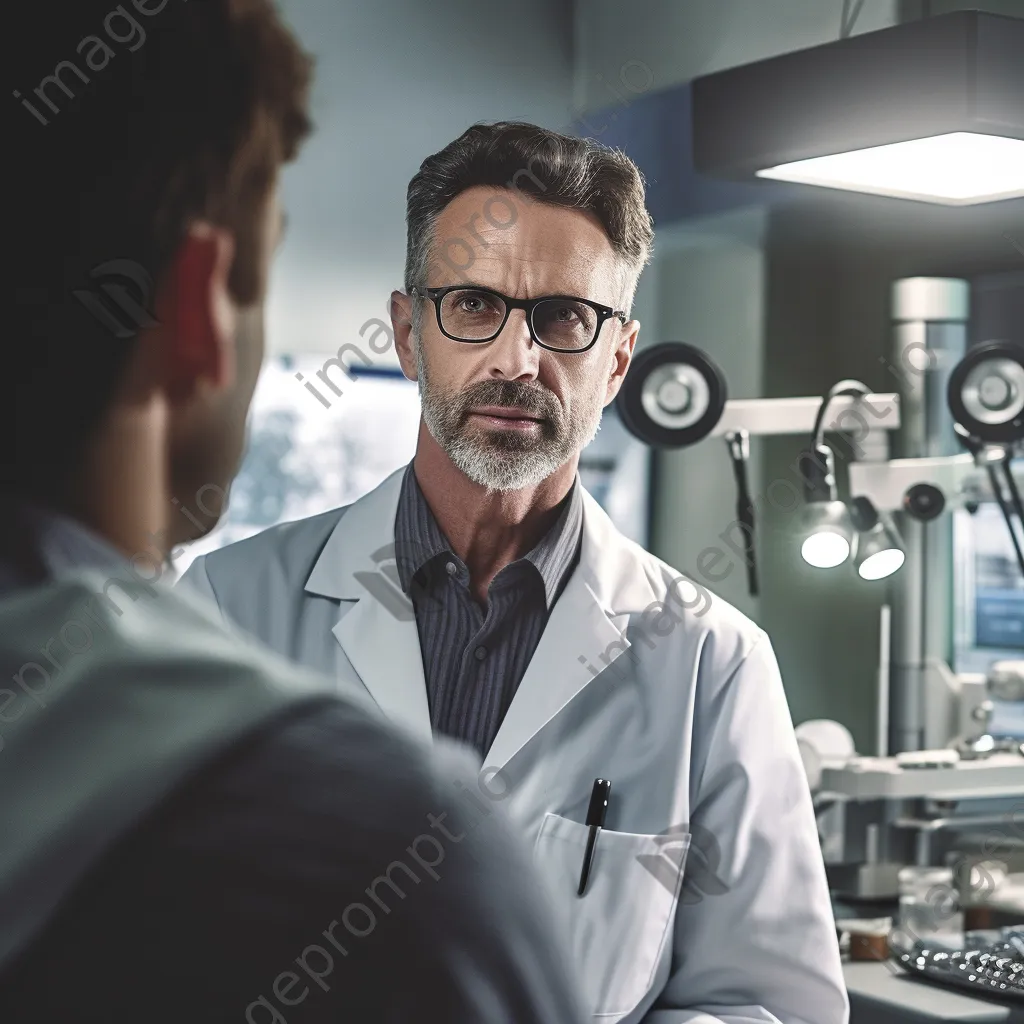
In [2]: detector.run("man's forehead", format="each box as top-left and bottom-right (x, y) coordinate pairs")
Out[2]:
(429, 244), (611, 291)
(435, 186), (609, 239)
(428, 187), (620, 290)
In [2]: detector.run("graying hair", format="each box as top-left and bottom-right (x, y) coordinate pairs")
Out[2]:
(403, 121), (654, 319)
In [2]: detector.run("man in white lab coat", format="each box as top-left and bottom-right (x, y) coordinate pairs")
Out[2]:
(181, 121), (849, 1024)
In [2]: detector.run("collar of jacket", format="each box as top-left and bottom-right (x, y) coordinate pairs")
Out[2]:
(303, 466), (659, 771)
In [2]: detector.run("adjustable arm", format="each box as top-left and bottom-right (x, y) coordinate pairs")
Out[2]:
(708, 393), (900, 438)
(849, 453), (1024, 513)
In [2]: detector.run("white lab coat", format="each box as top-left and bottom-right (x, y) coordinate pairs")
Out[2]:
(180, 467), (849, 1024)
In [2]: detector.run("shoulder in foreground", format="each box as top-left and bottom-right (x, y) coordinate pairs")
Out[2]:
(204, 699), (493, 879)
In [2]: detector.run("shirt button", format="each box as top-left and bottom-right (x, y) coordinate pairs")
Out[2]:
(445, 561), (457, 576)
(474, 646), (487, 661)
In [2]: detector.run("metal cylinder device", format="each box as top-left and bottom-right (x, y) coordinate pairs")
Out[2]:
(888, 278), (969, 753)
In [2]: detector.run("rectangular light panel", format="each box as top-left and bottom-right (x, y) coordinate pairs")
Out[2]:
(756, 132), (1024, 205)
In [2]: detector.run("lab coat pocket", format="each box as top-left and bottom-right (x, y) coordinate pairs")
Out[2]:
(533, 812), (689, 1021)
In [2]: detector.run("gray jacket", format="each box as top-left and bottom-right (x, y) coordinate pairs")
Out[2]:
(0, 569), (586, 1022)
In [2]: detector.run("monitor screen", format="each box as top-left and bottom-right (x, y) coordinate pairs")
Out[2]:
(953, 486), (1024, 675)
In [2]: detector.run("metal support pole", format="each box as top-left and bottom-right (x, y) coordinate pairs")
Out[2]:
(877, 603), (891, 757)
(888, 278), (969, 753)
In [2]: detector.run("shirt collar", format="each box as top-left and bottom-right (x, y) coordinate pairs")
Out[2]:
(394, 463), (583, 609)
(0, 503), (128, 597)
(394, 466), (452, 593)
(522, 477), (583, 607)
(36, 508), (128, 579)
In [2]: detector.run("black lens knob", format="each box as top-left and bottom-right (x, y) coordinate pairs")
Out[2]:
(903, 483), (945, 521)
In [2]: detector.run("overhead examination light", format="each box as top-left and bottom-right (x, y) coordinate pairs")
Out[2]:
(692, 11), (1024, 205)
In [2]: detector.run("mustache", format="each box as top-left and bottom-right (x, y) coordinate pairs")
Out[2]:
(457, 380), (560, 420)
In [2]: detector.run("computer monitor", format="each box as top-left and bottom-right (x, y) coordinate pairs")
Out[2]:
(953, 492), (1024, 674)
(953, 473), (1024, 738)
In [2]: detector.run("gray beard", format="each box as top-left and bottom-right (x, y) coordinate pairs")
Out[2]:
(415, 342), (603, 492)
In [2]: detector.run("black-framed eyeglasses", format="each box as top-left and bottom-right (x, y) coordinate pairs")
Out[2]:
(409, 284), (627, 354)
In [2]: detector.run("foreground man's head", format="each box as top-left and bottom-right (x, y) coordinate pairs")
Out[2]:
(7, 0), (313, 568)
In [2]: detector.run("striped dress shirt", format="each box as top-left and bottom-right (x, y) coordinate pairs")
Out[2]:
(394, 463), (583, 758)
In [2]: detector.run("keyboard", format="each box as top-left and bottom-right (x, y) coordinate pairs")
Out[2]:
(893, 935), (1024, 1003)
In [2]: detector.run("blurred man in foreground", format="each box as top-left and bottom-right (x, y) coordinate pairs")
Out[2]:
(0, 3), (585, 1022)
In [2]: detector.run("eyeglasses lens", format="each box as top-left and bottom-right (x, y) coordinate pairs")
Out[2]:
(438, 289), (596, 351)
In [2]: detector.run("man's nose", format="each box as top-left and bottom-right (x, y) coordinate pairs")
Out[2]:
(487, 308), (540, 380)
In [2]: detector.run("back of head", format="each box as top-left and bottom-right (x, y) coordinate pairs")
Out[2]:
(5, 0), (314, 580)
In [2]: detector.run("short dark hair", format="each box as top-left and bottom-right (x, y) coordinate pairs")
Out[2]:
(7, 0), (314, 502)
(404, 121), (654, 311)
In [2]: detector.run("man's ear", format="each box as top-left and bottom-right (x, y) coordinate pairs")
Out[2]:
(604, 319), (640, 405)
(155, 222), (237, 403)
(391, 289), (418, 381)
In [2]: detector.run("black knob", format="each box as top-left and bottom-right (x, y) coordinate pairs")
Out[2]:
(903, 483), (945, 521)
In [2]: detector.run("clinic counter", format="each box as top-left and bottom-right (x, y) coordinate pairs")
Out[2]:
(846, 961), (1024, 1023)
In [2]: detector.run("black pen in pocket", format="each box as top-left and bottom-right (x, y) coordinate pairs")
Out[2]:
(577, 778), (610, 897)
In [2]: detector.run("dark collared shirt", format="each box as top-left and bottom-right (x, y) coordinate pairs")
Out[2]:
(394, 463), (583, 758)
